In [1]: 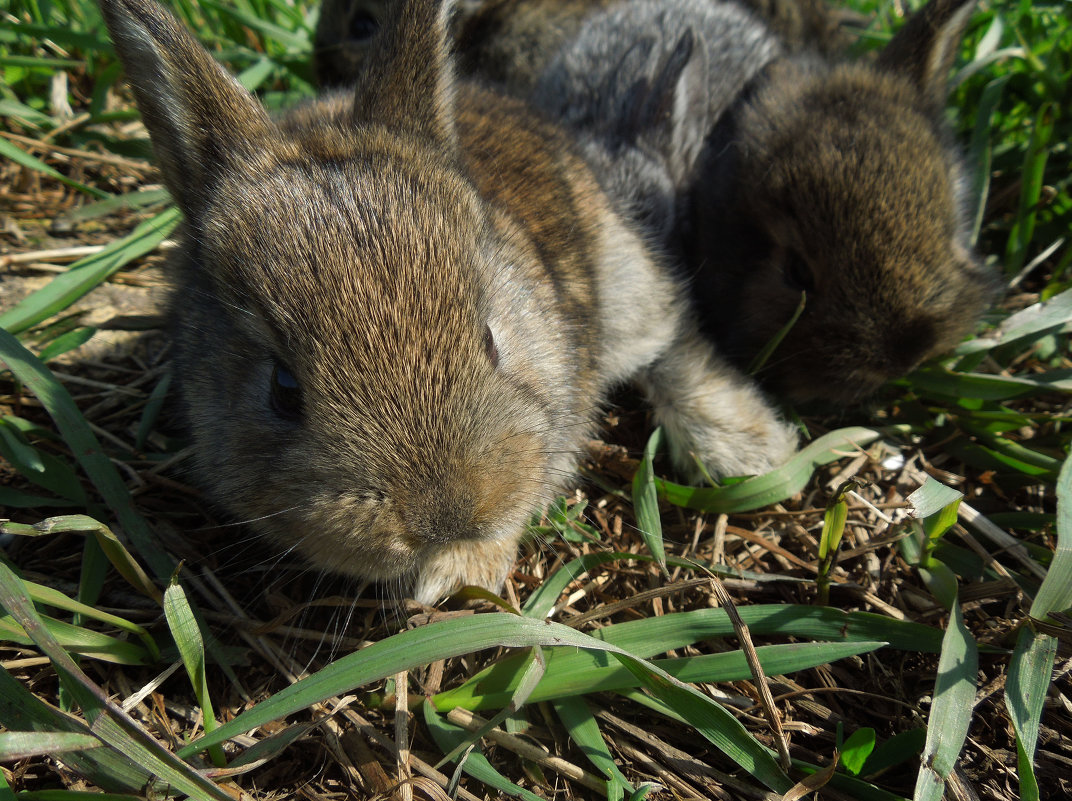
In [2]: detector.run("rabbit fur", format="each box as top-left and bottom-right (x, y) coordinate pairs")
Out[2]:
(312, 0), (854, 90)
(99, 0), (795, 604)
(313, 0), (1000, 405)
(680, 0), (1000, 403)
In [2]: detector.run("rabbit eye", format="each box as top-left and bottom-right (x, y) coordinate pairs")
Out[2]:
(348, 11), (379, 40)
(484, 324), (499, 369)
(270, 363), (302, 420)
(782, 253), (815, 293)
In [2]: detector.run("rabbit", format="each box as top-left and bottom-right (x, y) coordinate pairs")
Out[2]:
(312, 0), (855, 91)
(735, 0), (862, 55)
(680, 0), (1001, 403)
(99, 0), (795, 604)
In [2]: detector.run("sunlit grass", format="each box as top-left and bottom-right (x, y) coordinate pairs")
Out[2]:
(0, 1), (1069, 799)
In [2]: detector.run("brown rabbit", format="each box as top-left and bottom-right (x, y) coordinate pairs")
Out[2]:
(682, 0), (1000, 403)
(99, 0), (794, 603)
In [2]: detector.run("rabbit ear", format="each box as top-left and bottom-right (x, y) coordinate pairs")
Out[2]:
(876, 0), (978, 108)
(629, 30), (709, 186)
(98, 0), (274, 218)
(648, 29), (709, 185)
(616, 30), (708, 186)
(352, 0), (456, 147)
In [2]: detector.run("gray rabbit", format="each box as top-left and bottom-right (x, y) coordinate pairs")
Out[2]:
(99, 0), (794, 603)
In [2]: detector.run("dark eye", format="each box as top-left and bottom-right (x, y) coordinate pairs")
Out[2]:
(782, 252), (815, 293)
(484, 324), (499, 369)
(270, 363), (302, 420)
(348, 11), (379, 40)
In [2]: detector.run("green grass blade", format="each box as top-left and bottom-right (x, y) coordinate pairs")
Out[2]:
(422, 700), (544, 801)
(182, 614), (793, 791)
(656, 426), (906, 513)
(954, 288), (1072, 357)
(550, 697), (633, 794)
(0, 138), (109, 200)
(0, 332), (172, 581)
(966, 75), (1010, 244)
(1004, 102), (1056, 275)
(632, 427), (667, 575)
(0, 561), (232, 800)
(198, 0), (310, 49)
(163, 578), (226, 768)
(0, 614), (149, 666)
(12, 793), (145, 800)
(51, 188), (169, 227)
(0, 98), (54, 128)
(907, 367), (1072, 401)
(748, 290), (806, 375)
(0, 487), (83, 508)
(0, 731), (103, 760)
(0, 668), (151, 793)
(0, 421), (87, 503)
(1002, 453), (1072, 800)
(0, 515), (160, 604)
(1031, 454), (1072, 619)
(608, 651), (791, 792)
(913, 600), (978, 801)
(840, 727), (877, 775)
(134, 371), (172, 451)
(0, 206), (180, 336)
(36, 327), (98, 364)
(522, 551), (804, 620)
(20, 579), (154, 648)
(434, 645), (545, 768)
(1004, 627), (1056, 801)
(438, 640), (887, 712)
(522, 552), (625, 618)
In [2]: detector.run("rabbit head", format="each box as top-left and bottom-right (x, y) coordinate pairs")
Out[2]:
(99, 0), (601, 603)
(687, 0), (999, 404)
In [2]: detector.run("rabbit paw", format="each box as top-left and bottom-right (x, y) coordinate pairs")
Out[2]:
(642, 327), (798, 483)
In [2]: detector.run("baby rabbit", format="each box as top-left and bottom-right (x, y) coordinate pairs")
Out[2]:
(682, 0), (1000, 403)
(99, 0), (795, 603)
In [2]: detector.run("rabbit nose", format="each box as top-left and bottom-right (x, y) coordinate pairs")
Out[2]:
(404, 483), (479, 544)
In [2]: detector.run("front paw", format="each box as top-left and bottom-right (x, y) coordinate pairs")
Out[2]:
(663, 405), (798, 484)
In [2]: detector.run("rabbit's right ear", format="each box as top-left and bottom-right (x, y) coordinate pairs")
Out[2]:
(352, 0), (456, 148)
(621, 30), (709, 185)
(876, 0), (978, 109)
(99, 0), (273, 218)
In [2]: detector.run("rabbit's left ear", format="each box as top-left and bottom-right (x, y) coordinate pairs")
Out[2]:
(619, 29), (709, 186)
(352, 0), (456, 149)
(99, 0), (274, 219)
(876, 0), (978, 109)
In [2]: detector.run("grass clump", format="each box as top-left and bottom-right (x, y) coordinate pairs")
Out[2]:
(1, 1), (1071, 799)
